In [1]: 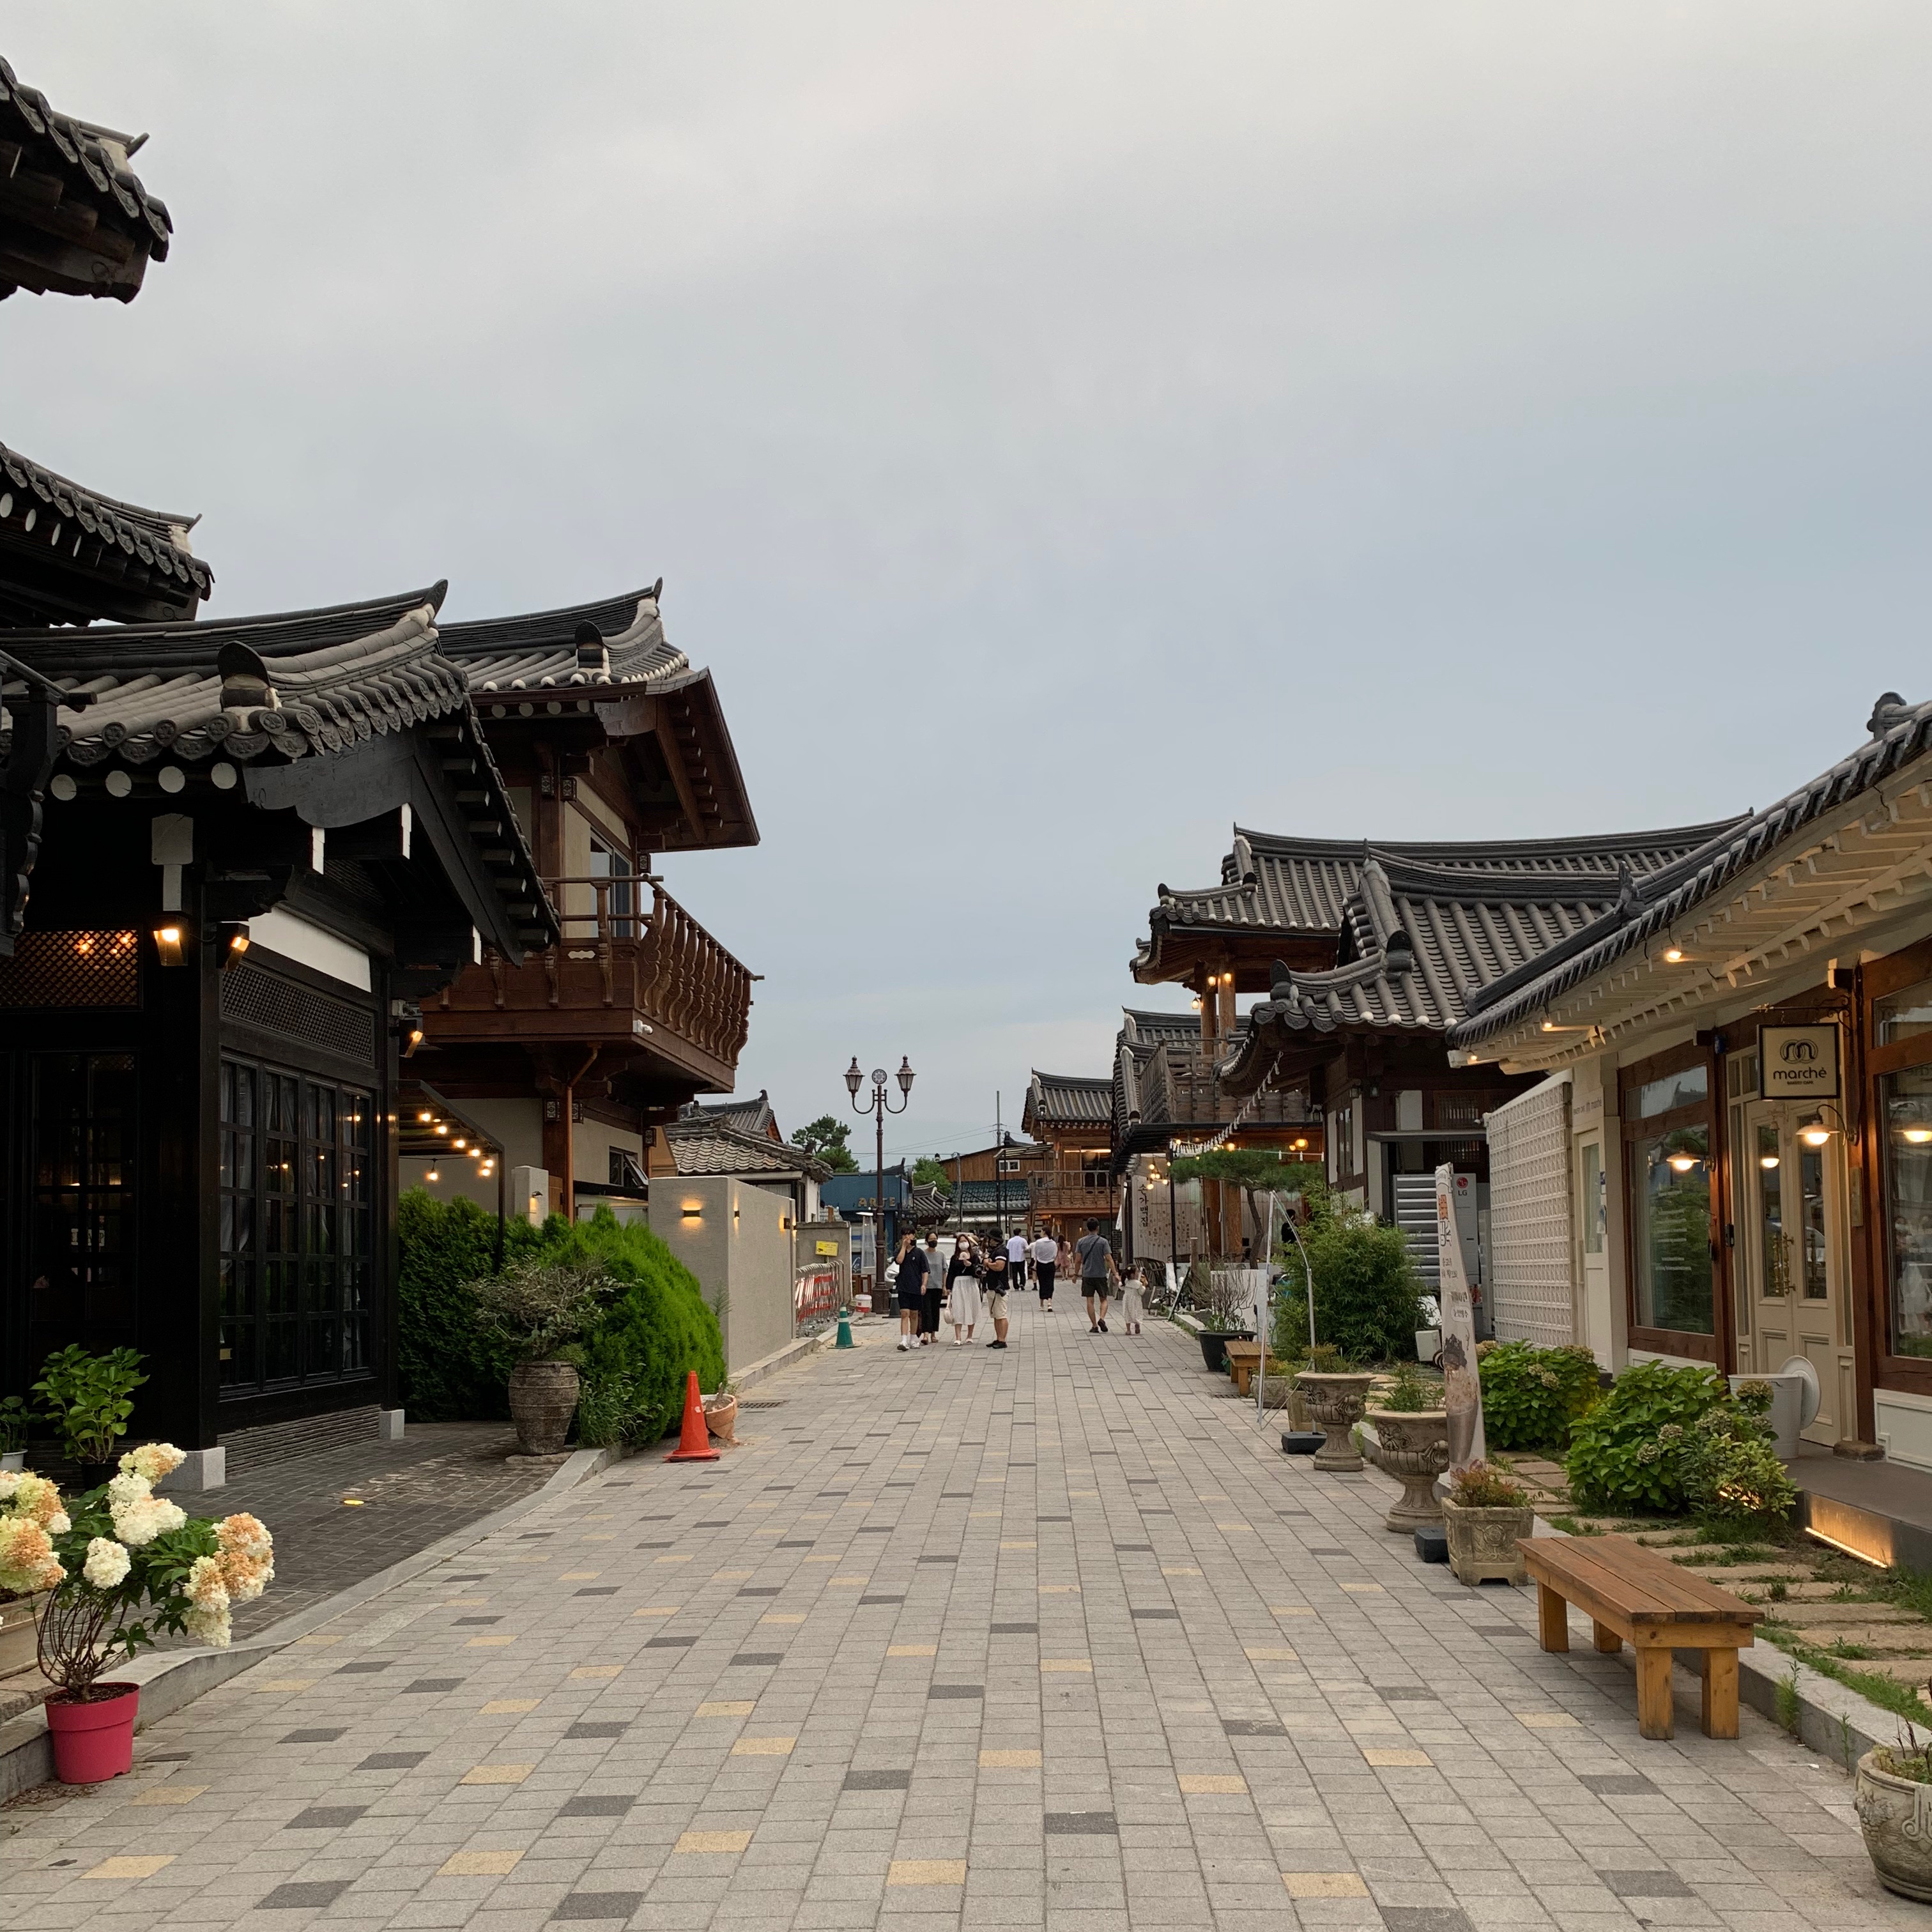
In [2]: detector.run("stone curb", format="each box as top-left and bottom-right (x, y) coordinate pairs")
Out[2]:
(732, 1328), (834, 1394)
(0, 1442), (624, 1804)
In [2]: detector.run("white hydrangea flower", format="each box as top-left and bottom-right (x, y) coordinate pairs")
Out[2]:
(111, 1495), (187, 1548)
(47, 1512), (69, 1535)
(185, 1555), (229, 1613)
(106, 1471), (151, 1512)
(119, 1443), (187, 1483)
(82, 1537), (132, 1588)
(183, 1604), (231, 1648)
(0, 1471), (19, 1502)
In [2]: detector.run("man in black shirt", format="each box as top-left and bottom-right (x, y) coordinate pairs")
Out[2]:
(895, 1237), (926, 1351)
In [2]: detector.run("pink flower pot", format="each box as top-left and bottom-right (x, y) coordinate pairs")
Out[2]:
(45, 1683), (139, 1784)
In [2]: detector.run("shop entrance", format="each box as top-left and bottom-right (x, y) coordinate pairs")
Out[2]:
(1735, 1092), (1853, 1444)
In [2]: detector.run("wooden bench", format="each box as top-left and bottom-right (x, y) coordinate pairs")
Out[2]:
(1222, 1340), (1289, 1398)
(1519, 1534), (1761, 1741)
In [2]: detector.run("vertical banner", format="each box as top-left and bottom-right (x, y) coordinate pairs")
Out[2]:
(1435, 1162), (1487, 1469)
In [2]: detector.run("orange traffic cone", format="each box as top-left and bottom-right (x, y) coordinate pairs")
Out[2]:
(666, 1369), (719, 1462)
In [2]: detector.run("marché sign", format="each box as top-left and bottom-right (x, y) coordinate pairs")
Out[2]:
(1759, 1023), (1840, 1101)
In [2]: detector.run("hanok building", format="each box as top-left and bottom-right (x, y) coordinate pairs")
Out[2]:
(1107, 1007), (1320, 1264)
(1448, 694), (1932, 1480)
(1133, 824), (1738, 1282)
(1, 591), (557, 1481)
(1020, 1074), (1117, 1241)
(398, 586), (760, 1223)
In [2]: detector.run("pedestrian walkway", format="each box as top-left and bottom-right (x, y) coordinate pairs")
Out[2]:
(0, 1308), (1908, 1930)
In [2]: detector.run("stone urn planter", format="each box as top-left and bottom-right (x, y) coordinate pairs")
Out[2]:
(1363, 1409), (1449, 1532)
(1294, 1372), (1376, 1471)
(1439, 1496), (1533, 1586)
(0, 1588), (48, 1680)
(703, 1393), (739, 1446)
(507, 1359), (580, 1456)
(1197, 1330), (1253, 1375)
(1856, 1750), (1932, 1901)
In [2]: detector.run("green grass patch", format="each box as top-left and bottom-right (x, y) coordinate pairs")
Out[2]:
(1758, 1625), (1932, 1728)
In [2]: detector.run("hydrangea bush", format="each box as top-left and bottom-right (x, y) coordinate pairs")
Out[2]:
(1476, 1340), (1604, 1450)
(0, 1443), (274, 1700)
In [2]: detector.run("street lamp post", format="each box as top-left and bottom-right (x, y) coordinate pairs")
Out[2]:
(846, 1055), (914, 1312)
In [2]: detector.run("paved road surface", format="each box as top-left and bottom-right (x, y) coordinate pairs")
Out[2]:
(0, 1307), (1908, 1930)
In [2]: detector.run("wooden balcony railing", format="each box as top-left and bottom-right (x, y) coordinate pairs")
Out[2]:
(1029, 1179), (1120, 1214)
(431, 877), (753, 1082)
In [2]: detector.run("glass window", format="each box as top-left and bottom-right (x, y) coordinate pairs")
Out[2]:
(1884, 1064), (1932, 1358)
(589, 837), (636, 938)
(1798, 1146), (1829, 1301)
(220, 1057), (374, 1392)
(1581, 1142), (1604, 1255)
(1632, 1123), (1713, 1333)
(1636, 1064), (1709, 1119)
(1755, 1122), (1789, 1300)
(1878, 976), (1932, 1050)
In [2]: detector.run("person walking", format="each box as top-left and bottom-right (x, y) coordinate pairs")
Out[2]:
(1055, 1232), (1075, 1290)
(920, 1233), (946, 1344)
(983, 1254), (1012, 1349)
(1006, 1229), (1029, 1294)
(1076, 1217), (1114, 1333)
(894, 1234), (926, 1351)
(946, 1235), (983, 1345)
(1031, 1229), (1057, 1308)
(1121, 1258), (1145, 1335)
(983, 1239), (1009, 1307)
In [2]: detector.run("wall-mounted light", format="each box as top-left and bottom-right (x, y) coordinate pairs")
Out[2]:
(681, 1202), (703, 1218)
(1666, 1152), (1701, 1174)
(1663, 947), (1686, 963)
(219, 922), (250, 969)
(1798, 1114), (1833, 1148)
(1759, 1154), (1780, 1170)
(1901, 1127), (1932, 1146)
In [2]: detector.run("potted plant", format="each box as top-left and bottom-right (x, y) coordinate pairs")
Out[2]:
(1292, 1352), (1377, 1471)
(1439, 1460), (1534, 1586)
(1857, 1722), (1932, 1900)
(31, 1347), (146, 1488)
(1193, 1264), (1254, 1374)
(2, 1445), (274, 1782)
(1, 1394), (28, 1474)
(469, 1260), (617, 1455)
(703, 1381), (740, 1446)
(1363, 1361), (1449, 1532)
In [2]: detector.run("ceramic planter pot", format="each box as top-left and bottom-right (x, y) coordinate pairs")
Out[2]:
(0, 1450), (24, 1473)
(1294, 1372), (1376, 1471)
(1439, 1497), (1533, 1586)
(703, 1394), (739, 1446)
(507, 1359), (580, 1456)
(0, 1588), (47, 1679)
(1856, 1750), (1932, 1900)
(1363, 1409), (1449, 1532)
(47, 1682), (139, 1783)
(1197, 1330), (1253, 1374)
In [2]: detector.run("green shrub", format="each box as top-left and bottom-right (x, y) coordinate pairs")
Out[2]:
(397, 1195), (722, 1436)
(1274, 1207), (1425, 1365)
(1564, 1360), (1728, 1513)
(1680, 1402), (1798, 1528)
(1477, 1340), (1602, 1451)
(395, 1190), (540, 1421)
(548, 1210), (725, 1439)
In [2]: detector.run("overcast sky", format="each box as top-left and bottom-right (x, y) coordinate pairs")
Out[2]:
(10, 6), (1932, 1162)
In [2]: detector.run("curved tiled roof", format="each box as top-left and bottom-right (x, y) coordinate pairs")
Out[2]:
(1136, 818), (1742, 976)
(438, 585), (685, 696)
(664, 1118), (827, 1180)
(0, 56), (172, 300)
(0, 586), (556, 953)
(1450, 694), (1932, 1048)
(1026, 1070), (1114, 1128)
(0, 441), (211, 615)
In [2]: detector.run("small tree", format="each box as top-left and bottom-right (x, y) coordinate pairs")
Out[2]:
(467, 1260), (617, 1361)
(1273, 1197), (1425, 1364)
(911, 1156), (954, 1195)
(793, 1116), (859, 1173)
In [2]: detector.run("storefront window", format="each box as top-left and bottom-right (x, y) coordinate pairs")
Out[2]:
(1878, 977), (1932, 1049)
(1636, 1064), (1708, 1119)
(1884, 1064), (1932, 1358)
(1581, 1142), (1604, 1255)
(1756, 1123), (1789, 1299)
(1633, 1123), (1713, 1333)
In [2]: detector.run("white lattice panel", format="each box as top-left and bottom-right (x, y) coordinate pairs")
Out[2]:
(1486, 1077), (1576, 1347)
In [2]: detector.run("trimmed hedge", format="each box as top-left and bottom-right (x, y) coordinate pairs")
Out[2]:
(395, 1193), (723, 1433)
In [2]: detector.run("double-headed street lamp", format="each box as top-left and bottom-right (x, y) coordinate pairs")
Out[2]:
(846, 1056), (914, 1309)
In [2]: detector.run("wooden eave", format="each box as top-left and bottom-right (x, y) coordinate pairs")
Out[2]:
(1471, 767), (1932, 1077)
(1133, 925), (1335, 990)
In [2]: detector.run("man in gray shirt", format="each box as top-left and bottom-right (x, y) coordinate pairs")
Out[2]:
(1075, 1217), (1116, 1333)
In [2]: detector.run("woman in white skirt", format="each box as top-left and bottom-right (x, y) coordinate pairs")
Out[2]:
(946, 1236), (983, 1344)
(1121, 1259), (1145, 1336)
